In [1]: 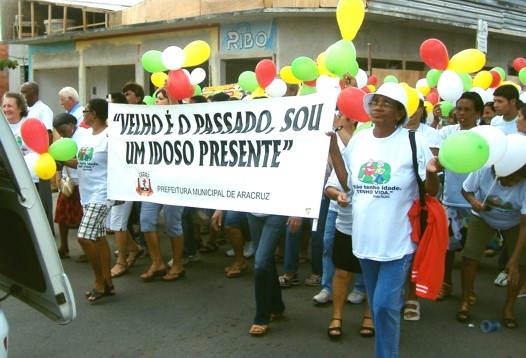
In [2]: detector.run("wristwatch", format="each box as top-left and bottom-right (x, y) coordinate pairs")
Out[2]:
(333, 125), (343, 132)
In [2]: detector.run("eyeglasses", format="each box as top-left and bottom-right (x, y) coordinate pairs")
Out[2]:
(369, 99), (396, 109)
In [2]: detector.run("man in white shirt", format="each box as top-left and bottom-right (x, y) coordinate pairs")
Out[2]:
(491, 84), (520, 135)
(59, 86), (87, 128)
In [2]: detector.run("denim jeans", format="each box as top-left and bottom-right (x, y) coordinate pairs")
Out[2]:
(283, 219), (311, 273)
(310, 195), (330, 275)
(359, 254), (414, 358)
(321, 209), (337, 291)
(248, 214), (288, 325)
(353, 273), (366, 294)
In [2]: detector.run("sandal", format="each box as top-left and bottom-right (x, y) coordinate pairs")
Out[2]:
(403, 300), (421, 321)
(327, 318), (342, 339)
(436, 282), (452, 301)
(198, 242), (218, 254)
(503, 317), (518, 329)
(279, 273), (300, 287)
(58, 249), (70, 259)
(126, 247), (144, 268)
(225, 262), (248, 278)
(360, 316), (375, 337)
(162, 269), (186, 282)
(456, 302), (470, 322)
(140, 268), (166, 282)
(249, 324), (268, 336)
(111, 262), (129, 278)
(468, 289), (477, 305)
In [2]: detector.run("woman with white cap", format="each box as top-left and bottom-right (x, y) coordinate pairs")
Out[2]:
(328, 82), (441, 358)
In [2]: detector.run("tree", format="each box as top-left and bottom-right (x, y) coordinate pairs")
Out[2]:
(0, 58), (19, 70)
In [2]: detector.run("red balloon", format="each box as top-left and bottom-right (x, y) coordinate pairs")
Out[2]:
(336, 87), (369, 123)
(304, 79), (317, 87)
(255, 59), (276, 89)
(489, 70), (501, 88)
(367, 75), (378, 86)
(419, 39), (449, 70)
(512, 57), (526, 72)
(425, 92), (439, 105)
(21, 118), (49, 154)
(361, 85), (371, 94)
(166, 69), (192, 100)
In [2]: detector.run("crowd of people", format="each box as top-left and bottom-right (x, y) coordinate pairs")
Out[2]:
(2, 76), (526, 357)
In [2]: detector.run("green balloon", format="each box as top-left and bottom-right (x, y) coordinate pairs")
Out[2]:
(438, 131), (489, 174)
(492, 66), (506, 80)
(48, 138), (78, 161)
(439, 101), (455, 117)
(291, 56), (319, 81)
(383, 75), (398, 83)
(141, 50), (167, 73)
(325, 40), (357, 77)
(193, 85), (202, 96)
(426, 69), (442, 88)
(354, 121), (373, 134)
(298, 84), (317, 96)
(519, 68), (526, 85)
(238, 71), (259, 92)
(349, 61), (359, 77)
(143, 95), (155, 105)
(458, 73), (473, 91)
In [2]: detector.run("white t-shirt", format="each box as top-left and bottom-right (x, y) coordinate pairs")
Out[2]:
(342, 127), (433, 261)
(77, 127), (109, 206)
(491, 115), (518, 135)
(463, 166), (526, 230)
(28, 100), (53, 131)
(325, 169), (352, 236)
(63, 127), (88, 184)
(417, 123), (442, 149)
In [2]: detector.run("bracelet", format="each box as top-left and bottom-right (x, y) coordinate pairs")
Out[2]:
(333, 125), (343, 132)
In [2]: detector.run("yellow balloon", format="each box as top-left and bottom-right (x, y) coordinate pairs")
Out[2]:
(250, 87), (267, 98)
(183, 40), (211, 67)
(367, 84), (376, 93)
(151, 72), (168, 88)
(472, 71), (492, 89)
(447, 49), (486, 74)
(317, 52), (334, 77)
(417, 86), (430, 96)
(35, 153), (57, 180)
(499, 81), (521, 91)
(424, 101), (434, 115)
(404, 86), (420, 117)
(337, 0), (365, 40)
(280, 66), (302, 84)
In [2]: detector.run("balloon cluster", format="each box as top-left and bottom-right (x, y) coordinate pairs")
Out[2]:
(21, 119), (77, 180)
(141, 40), (211, 101)
(237, 59), (288, 98)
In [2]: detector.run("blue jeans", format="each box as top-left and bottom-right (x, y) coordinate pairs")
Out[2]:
(248, 214), (287, 325)
(359, 254), (414, 358)
(283, 219), (311, 273)
(310, 195), (330, 275)
(353, 273), (366, 294)
(321, 209), (337, 291)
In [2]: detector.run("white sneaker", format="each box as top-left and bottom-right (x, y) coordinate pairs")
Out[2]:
(347, 289), (367, 304)
(494, 271), (508, 287)
(225, 248), (235, 257)
(313, 289), (332, 304)
(243, 241), (254, 258)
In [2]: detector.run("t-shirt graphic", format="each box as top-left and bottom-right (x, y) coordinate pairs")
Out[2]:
(358, 159), (391, 185)
(485, 195), (513, 211)
(78, 146), (94, 162)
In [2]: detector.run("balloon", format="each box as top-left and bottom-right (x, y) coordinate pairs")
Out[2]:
(143, 95), (155, 105)
(404, 86), (420, 117)
(520, 91), (526, 103)
(316, 75), (340, 93)
(166, 69), (193, 100)
(291, 56), (319, 81)
(491, 67), (506, 81)
(35, 153), (57, 180)
(415, 78), (428, 90)
(367, 75), (378, 86)
(141, 50), (167, 73)
(324, 40), (357, 77)
(426, 69), (442, 88)
(255, 59), (277, 89)
(366, 84), (376, 93)
(190, 68), (206, 85)
(419, 38), (449, 70)
(383, 75), (398, 83)
(494, 133), (526, 177)
(21, 118), (49, 154)
(183, 40), (210, 67)
(161, 46), (185, 70)
(437, 70), (463, 102)
(355, 69), (368, 88)
(238, 71), (259, 92)
(336, 87), (369, 122)
(23, 152), (39, 177)
(193, 85), (202, 96)
(424, 101), (434, 118)
(425, 92), (439, 105)
(519, 68), (526, 86)
(473, 71), (492, 89)
(512, 57), (526, 72)
(439, 131), (489, 174)
(354, 121), (373, 134)
(280, 66), (302, 84)
(439, 101), (455, 117)
(489, 70), (501, 88)
(470, 126), (507, 167)
(447, 49), (486, 73)
(458, 73), (473, 91)
(151, 72), (168, 88)
(48, 138), (77, 161)
(336, 0), (365, 41)
(265, 78), (288, 98)
(298, 84), (316, 96)
(470, 87), (490, 104)
(250, 87), (266, 98)
(348, 61), (359, 77)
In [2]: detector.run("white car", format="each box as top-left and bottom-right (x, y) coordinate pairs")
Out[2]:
(0, 110), (76, 357)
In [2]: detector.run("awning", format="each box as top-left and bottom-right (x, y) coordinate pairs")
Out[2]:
(30, 0), (147, 12)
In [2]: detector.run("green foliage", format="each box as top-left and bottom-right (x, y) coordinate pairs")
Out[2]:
(0, 58), (19, 70)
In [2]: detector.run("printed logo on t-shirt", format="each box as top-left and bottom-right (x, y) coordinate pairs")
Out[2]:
(78, 146), (94, 162)
(358, 159), (391, 185)
(485, 195), (513, 211)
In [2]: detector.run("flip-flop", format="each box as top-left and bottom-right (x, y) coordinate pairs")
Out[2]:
(403, 300), (421, 321)
(249, 324), (268, 336)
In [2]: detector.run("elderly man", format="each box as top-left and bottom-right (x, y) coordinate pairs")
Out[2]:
(59, 86), (88, 128)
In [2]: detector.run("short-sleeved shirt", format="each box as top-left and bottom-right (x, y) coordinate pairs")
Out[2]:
(77, 127), (109, 206)
(491, 115), (518, 135)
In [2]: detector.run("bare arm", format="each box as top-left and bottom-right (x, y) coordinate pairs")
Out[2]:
(326, 131), (350, 192)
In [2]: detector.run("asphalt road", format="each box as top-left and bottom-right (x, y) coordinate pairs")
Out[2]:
(3, 197), (526, 357)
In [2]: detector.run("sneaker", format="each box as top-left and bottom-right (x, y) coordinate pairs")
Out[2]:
(313, 289), (332, 304)
(225, 248), (235, 257)
(494, 271), (508, 287)
(243, 241), (254, 258)
(347, 289), (367, 304)
(279, 273), (300, 287)
(304, 274), (321, 286)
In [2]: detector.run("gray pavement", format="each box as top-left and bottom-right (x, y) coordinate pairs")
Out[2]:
(3, 196), (526, 357)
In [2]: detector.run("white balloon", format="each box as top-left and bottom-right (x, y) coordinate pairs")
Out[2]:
(161, 46), (185, 70)
(520, 91), (526, 103)
(470, 126), (507, 167)
(265, 79), (287, 98)
(182, 68), (190, 78)
(24, 152), (39, 177)
(190, 68), (206, 85)
(494, 133), (526, 177)
(415, 78), (428, 89)
(316, 75), (340, 93)
(355, 69), (368, 88)
(469, 87), (489, 104)
(485, 87), (495, 101)
(437, 70), (464, 102)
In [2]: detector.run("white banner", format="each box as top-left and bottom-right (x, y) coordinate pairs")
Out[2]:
(107, 92), (337, 218)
